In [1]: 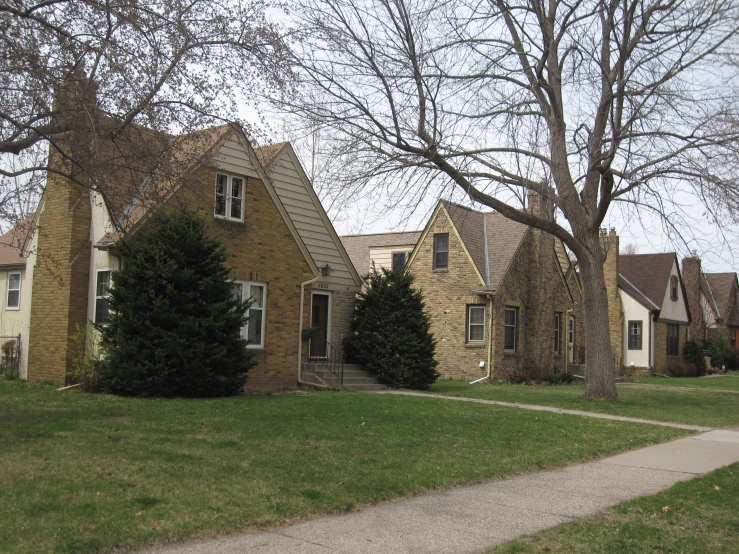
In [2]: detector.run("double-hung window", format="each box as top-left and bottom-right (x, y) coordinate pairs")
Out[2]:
(670, 276), (678, 301)
(6, 272), (20, 310)
(233, 281), (266, 348)
(215, 173), (245, 221)
(433, 234), (449, 269)
(391, 251), (410, 272)
(554, 312), (562, 353)
(504, 307), (518, 351)
(628, 321), (643, 350)
(666, 323), (679, 356)
(467, 305), (485, 342)
(94, 270), (111, 325)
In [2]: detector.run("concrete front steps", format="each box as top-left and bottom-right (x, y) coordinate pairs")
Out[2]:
(301, 363), (386, 391)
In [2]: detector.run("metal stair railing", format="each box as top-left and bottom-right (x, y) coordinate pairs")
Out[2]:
(308, 334), (345, 386)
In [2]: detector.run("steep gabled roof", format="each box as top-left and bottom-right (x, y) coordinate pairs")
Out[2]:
(0, 218), (32, 267)
(703, 272), (739, 326)
(340, 231), (422, 277)
(438, 201), (529, 291)
(618, 253), (677, 310)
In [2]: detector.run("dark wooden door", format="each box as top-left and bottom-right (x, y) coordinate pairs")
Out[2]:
(310, 293), (329, 358)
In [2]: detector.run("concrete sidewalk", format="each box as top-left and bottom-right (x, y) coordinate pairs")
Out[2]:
(372, 390), (714, 432)
(141, 429), (739, 554)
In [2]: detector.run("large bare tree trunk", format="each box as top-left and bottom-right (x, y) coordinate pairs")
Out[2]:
(578, 236), (617, 399)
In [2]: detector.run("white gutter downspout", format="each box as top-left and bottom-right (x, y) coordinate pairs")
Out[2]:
(297, 275), (320, 383)
(470, 219), (493, 385)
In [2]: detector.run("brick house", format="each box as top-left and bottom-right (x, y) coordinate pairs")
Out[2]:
(618, 253), (691, 374)
(682, 257), (739, 347)
(383, 199), (584, 381)
(1, 120), (361, 389)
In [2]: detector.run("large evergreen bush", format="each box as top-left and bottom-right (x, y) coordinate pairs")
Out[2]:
(344, 267), (438, 389)
(683, 339), (707, 376)
(705, 328), (734, 371)
(100, 210), (255, 397)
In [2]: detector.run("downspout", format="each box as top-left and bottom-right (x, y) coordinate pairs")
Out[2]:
(297, 275), (320, 383)
(470, 216), (493, 385)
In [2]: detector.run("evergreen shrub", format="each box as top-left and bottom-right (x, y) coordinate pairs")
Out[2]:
(683, 340), (707, 376)
(100, 210), (255, 397)
(344, 267), (438, 389)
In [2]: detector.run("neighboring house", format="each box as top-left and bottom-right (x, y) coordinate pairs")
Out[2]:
(341, 231), (422, 277)
(1, 114), (361, 388)
(682, 256), (739, 347)
(618, 253), (691, 374)
(400, 197), (583, 381)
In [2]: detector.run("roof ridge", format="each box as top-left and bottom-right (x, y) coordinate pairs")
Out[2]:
(441, 199), (495, 215)
(340, 230), (422, 238)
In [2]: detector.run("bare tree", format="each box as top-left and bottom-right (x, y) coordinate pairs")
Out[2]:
(0, 0), (292, 231)
(275, 0), (739, 398)
(621, 243), (638, 256)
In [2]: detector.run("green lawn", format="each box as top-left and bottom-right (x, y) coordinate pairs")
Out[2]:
(0, 381), (688, 554)
(490, 462), (739, 554)
(633, 374), (739, 390)
(426, 380), (739, 427)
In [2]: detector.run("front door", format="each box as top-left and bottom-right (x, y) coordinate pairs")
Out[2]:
(310, 293), (330, 358)
(568, 315), (575, 364)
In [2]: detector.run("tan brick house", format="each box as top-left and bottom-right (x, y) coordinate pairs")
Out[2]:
(618, 253), (691, 374)
(1, 120), (361, 389)
(682, 256), (739, 348)
(398, 199), (583, 381)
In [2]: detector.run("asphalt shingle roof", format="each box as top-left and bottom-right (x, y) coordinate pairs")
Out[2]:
(618, 253), (676, 310)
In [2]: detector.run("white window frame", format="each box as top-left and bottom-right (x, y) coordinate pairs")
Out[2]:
(467, 305), (486, 342)
(6, 271), (20, 310)
(215, 172), (245, 222)
(94, 268), (112, 325)
(504, 307), (518, 352)
(233, 280), (267, 349)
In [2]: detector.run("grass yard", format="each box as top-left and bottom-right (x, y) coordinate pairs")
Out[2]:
(489, 462), (739, 554)
(633, 373), (739, 391)
(426, 380), (739, 427)
(0, 381), (688, 554)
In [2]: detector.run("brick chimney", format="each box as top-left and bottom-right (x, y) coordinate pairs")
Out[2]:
(682, 256), (705, 342)
(526, 188), (554, 222)
(600, 228), (622, 364)
(26, 72), (95, 385)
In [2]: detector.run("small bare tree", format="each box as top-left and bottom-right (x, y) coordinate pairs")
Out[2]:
(276, 0), (739, 398)
(0, 0), (292, 231)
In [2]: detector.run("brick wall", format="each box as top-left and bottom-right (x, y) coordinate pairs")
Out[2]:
(653, 321), (688, 374)
(408, 210), (489, 381)
(27, 150), (92, 385)
(159, 167), (316, 390)
(600, 232), (623, 367)
(682, 257), (705, 342)
(329, 289), (356, 349)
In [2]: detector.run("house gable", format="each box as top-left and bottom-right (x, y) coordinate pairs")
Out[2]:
(656, 256), (690, 324)
(265, 143), (362, 290)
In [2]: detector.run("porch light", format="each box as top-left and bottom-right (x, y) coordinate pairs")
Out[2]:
(320, 264), (333, 277)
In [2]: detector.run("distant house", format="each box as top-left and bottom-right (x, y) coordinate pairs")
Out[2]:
(682, 257), (739, 347)
(0, 110), (361, 388)
(341, 197), (584, 381)
(341, 231), (422, 277)
(618, 253), (691, 373)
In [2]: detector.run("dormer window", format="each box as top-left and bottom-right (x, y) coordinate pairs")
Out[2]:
(670, 275), (678, 301)
(215, 173), (244, 222)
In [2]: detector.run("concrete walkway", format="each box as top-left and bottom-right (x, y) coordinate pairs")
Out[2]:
(141, 430), (739, 554)
(372, 390), (714, 432)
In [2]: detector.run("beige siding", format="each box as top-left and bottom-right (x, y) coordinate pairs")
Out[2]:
(369, 245), (415, 272)
(659, 259), (690, 323)
(268, 148), (359, 291)
(212, 135), (260, 178)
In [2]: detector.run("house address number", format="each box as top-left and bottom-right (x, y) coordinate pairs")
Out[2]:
(317, 282), (330, 289)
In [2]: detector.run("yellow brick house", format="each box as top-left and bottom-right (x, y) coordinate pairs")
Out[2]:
(0, 120), (362, 389)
